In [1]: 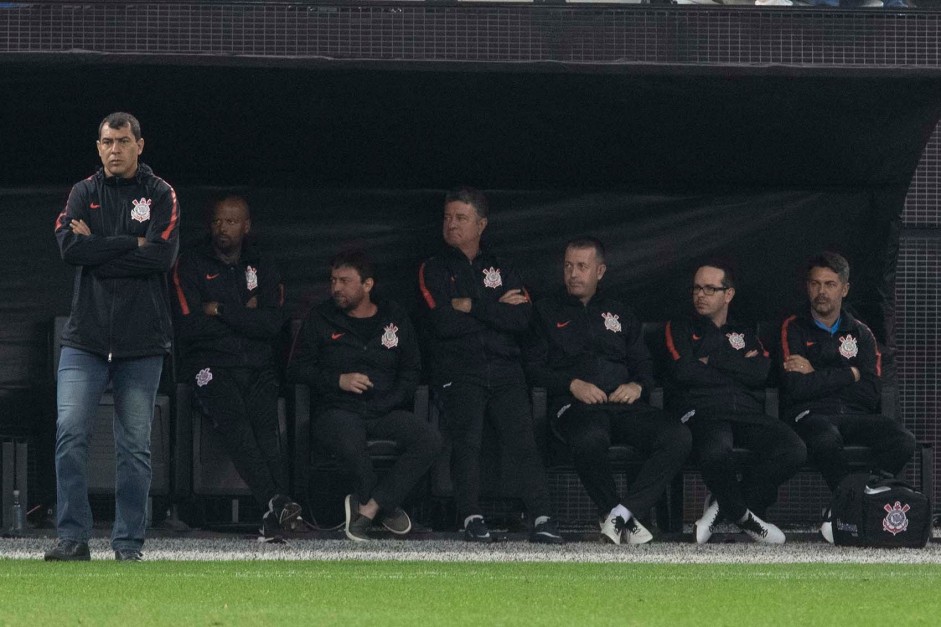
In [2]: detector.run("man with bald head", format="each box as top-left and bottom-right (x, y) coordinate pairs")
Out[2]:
(527, 237), (691, 545)
(172, 195), (301, 538)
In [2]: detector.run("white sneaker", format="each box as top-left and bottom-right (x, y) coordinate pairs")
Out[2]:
(694, 496), (721, 545)
(600, 515), (624, 546)
(755, 0), (793, 5)
(623, 517), (654, 545)
(820, 508), (834, 544)
(736, 510), (786, 545)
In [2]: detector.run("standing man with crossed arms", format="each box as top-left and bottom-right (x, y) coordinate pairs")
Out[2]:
(419, 186), (563, 544)
(47, 112), (179, 561)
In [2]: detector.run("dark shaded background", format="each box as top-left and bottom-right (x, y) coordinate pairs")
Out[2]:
(1, 63), (939, 434)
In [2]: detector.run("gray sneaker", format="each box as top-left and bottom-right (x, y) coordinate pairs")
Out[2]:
(344, 494), (372, 542)
(380, 507), (412, 535)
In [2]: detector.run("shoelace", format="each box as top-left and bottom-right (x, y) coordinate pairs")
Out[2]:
(739, 516), (768, 538)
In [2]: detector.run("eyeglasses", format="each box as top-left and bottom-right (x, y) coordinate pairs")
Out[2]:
(690, 285), (730, 296)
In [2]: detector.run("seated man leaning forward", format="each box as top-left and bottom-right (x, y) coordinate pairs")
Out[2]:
(526, 237), (691, 545)
(781, 251), (915, 544)
(665, 261), (806, 545)
(172, 194), (301, 538)
(290, 250), (441, 541)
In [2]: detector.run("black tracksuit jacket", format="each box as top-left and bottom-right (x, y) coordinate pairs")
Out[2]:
(780, 310), (882, 422)
(664, 316), (771, 421)
(54, 163), (180, 359)
(289, 299), (421, 418)
(419, 246), (531, 383)
(526, 289), (655, 403)
(171, 238), (285, 375)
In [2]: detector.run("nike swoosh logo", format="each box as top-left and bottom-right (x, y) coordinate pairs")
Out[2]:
(331, 332), (345, 340)
(205, 273), (220, 280)
(89, 203), (100, 209)
(556, 321), (571, 328)
(692, 334), (701, 340)
(806, 341), (815, 347)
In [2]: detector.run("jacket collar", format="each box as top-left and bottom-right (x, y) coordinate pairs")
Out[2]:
(98, 162), (153, 186)
(194, 236), (261, 266)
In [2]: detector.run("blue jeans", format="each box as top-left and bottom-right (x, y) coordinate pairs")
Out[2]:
(55, 347), (163, 551)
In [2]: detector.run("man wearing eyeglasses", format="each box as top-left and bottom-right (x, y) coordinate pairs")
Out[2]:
(526, 237), (691, 545)
(665, 261), (806, 545)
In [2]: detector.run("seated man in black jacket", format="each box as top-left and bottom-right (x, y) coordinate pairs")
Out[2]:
(526, 237), (691, 545)
(172, 195), (301, 538)
(666, 261), (805, 545)
(781, 251), (915, 543)
(291, 250), (441, 541)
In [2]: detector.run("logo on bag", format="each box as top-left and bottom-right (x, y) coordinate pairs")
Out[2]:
(726, 332), (746, 350)
(131, 198), (151, 223)
(245, 265), (258, 291)
(839, 334), (858, 359)
(381, 323), (399, 349)
(882, 501), (910, 536)
(482, 267), (503, 289)
(602, 312), (622, 333)
(195, 368), (213, 388)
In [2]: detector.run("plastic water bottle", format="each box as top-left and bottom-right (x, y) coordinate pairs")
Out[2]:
(10, 490), (24, 534)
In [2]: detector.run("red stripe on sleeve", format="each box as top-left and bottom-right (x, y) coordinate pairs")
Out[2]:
(172, 261), (190, 315)
(418, 262), (437, 309)
(54, 209), (67, 232)
(279, 283), (285, 307)
(664, 321), (680, 361)
(160, 186), (179, 241)
(781, 315), (796, 361)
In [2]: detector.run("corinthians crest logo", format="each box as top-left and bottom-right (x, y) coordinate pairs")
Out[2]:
(883, 501), (910, 536)
(130, 198), (151, 223)
(245, 265), (258, 291)
(726, 332), (746, 350)
(195, 368), (213, 388)
(838, 334), (858, 359)
(602, 312), (622, 333)
(482, 267), (503, 289)
(381, 323), (399, 349)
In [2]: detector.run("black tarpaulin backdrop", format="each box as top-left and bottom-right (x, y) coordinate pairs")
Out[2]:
(1, 64), (939, 424)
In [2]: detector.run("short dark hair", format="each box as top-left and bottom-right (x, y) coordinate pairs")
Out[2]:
(565, 237), (606, 264)
(698, 258), (737, 290)
(807, 251), (850, 284)
(444, 186), (489, 220)
(330, 249), (375, 283)
(98, 112), (142, 140)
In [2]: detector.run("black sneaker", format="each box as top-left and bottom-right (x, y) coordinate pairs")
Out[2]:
(529, 517), (565, 545)
(344, 494), (372, 542)
(268, 494), (303, 531)
(379, 507), (412, 535)
(463, 516), (493, 543)
(44, 539), (91, 562)
(114, 549), (143, 561)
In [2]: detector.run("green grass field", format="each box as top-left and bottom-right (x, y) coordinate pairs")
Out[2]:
(1, 561), (940, 625)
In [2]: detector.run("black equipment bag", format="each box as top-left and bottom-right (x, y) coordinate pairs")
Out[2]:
(831, 473), (931, 548)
